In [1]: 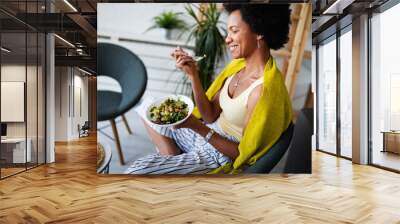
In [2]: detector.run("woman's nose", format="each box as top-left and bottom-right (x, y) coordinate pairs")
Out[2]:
(225, 35), (232, 44)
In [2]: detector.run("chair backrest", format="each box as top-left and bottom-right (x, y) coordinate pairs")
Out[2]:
(82, 121), (90, 129)
(281, 108), (313, 173)
(97, 43), (147, 116)
(243, 122), (294, 173)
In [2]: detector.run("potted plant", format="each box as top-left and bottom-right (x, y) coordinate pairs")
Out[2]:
(147, 11), (187, 40)
(185, 3), (226, 90)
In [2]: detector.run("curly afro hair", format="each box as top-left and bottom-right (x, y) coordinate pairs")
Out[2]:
(223, 4), (291, 50)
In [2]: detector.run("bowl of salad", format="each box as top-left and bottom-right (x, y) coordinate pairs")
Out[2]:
(146, 95), (194, 127)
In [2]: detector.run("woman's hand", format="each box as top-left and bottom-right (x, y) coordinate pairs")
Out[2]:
(170, 47), (219, 125)
(172, 114), (201, 130)
(173, 114), (240, 160)
(171, 47), (198, 79)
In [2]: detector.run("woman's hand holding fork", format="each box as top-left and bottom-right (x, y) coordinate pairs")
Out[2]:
(171, 46), (199, 80)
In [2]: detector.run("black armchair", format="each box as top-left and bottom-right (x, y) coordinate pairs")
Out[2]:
(78, 121), (90, 138)
(243, 108), (313, 173)
(97, 43), (148, 165)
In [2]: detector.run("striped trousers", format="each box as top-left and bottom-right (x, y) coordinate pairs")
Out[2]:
(124, 120), (239, 175)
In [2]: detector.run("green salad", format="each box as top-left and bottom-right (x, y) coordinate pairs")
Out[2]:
(149, 98), (188, 124)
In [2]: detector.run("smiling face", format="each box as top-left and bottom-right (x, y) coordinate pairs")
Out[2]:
(225, 10), (259, 59)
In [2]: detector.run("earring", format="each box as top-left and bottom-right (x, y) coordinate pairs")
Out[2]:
(257, 35), (263, 49)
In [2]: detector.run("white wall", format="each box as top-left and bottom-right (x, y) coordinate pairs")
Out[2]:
(55, 67), (68, 141)
(55, 67), (89, 141)
(79, 75), (89, 125)
(72, 73), (89, 138)
(1, 66), (26, 132)
(98, 3), (193, 40)
(1, 65), (33, 138)
(1, 63), (46, 163)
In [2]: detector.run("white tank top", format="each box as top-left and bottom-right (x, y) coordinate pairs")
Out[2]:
(217, 75), (264, 140)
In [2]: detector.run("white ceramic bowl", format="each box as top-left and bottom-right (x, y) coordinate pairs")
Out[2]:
(145, 94), (194, 128)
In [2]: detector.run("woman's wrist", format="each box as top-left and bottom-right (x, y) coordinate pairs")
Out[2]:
(189, 71), (199, 81)
(189, 74), (201, 94)
(190, 75), (203, 95)
(192, 121), (210, 138)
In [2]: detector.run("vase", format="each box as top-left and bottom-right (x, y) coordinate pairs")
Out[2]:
(165, 29), (172, 40)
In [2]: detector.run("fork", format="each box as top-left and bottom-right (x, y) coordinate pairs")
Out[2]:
(193, 54), (207, 62)
(172, 48), (206, 62)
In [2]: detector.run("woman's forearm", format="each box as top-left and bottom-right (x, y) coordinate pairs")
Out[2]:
(190, 120), (239, 160)
(190, 74), (218, 123)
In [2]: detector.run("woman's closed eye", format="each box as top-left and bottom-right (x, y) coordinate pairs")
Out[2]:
(229, 30), (238, 35)
(225, 31), (238, 39)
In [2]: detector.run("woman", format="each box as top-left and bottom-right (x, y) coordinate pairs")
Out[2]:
(125, 4), (292, 174)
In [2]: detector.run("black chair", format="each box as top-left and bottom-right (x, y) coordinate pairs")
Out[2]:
(97, 43), (147, 165)
(78, 121), (90, 138)
(244, 108), (313, 173)
(281, 108), (313, 173)
(243, 123), (294, 173)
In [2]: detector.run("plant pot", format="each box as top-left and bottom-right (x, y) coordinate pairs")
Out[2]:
(162, 29), (182, 40)
(165, 29), (173, 40)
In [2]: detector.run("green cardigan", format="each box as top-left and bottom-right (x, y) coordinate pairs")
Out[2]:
(192, 56), (293, 174)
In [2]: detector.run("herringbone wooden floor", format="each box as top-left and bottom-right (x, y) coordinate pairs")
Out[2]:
(1, 135), (399, 224)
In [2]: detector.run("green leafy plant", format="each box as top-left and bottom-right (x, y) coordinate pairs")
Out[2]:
(185, 3), (227, 90)
(147, 11), (187, 31)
